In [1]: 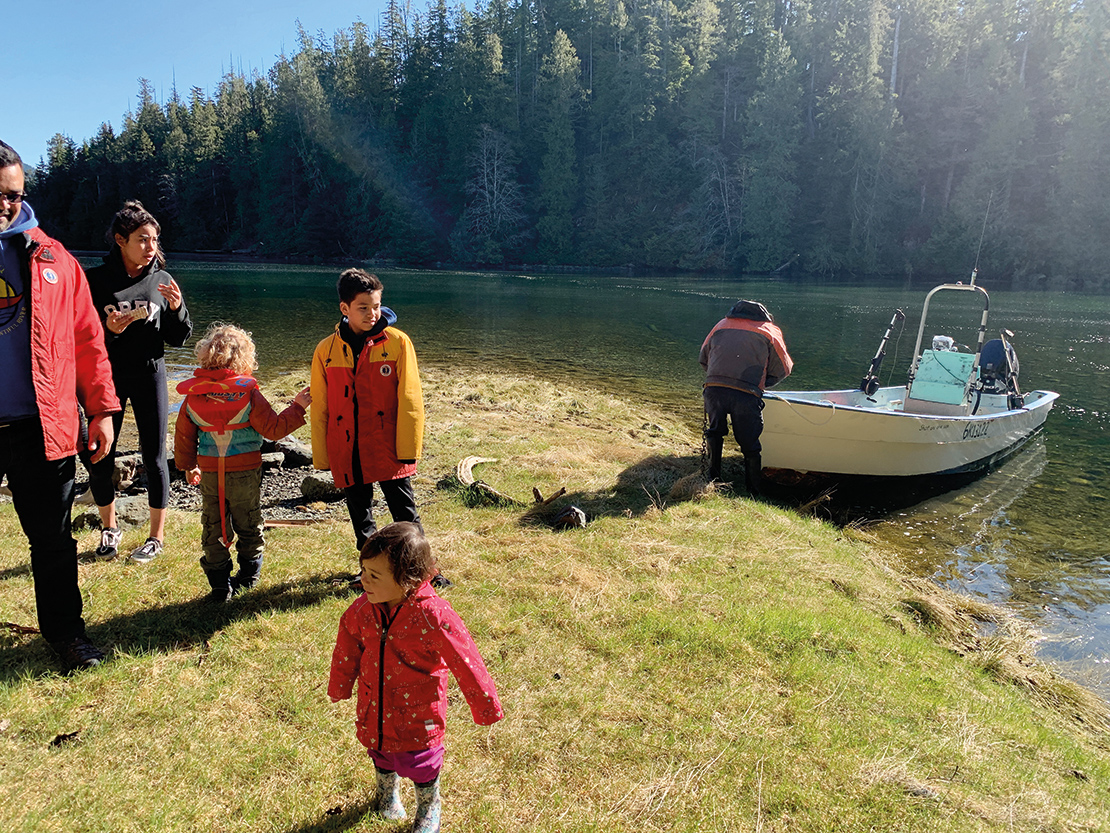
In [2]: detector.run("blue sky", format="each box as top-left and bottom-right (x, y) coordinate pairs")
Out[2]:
(6, 1), (388, 167)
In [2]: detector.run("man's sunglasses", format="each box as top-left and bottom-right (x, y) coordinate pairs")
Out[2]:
(1, 191), (25, 204)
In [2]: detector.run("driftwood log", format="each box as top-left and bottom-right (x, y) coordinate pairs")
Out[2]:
(533, 486), (567, 506)
(456, 456), (499, 485)
(262, 518), (330, 529)
(455, 456), (523, 506)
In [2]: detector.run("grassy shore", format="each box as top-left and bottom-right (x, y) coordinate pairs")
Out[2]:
(2, 367), (1108, 833)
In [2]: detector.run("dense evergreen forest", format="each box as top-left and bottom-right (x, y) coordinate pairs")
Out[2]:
(27, 0), (1110, 281)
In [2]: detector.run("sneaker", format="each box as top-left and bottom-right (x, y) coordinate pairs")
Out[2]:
(128, 537), (163, 564)
(50, 636), (106, 673)
(95, 527), (123, 561)
(430, 572), (453, 590)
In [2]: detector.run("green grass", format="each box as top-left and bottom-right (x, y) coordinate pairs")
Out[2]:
(1, 367), (1108, 832)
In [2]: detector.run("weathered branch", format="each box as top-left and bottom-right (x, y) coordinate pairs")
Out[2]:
(457, 456), (499, 485)
(534, 486), (567, 506)
(455, 456), (524, 507)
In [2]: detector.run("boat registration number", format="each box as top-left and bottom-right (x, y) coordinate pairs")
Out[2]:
(962, 422), (990, 440)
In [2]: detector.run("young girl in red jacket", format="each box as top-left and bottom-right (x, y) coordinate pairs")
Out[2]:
(328, 523), (503, 833)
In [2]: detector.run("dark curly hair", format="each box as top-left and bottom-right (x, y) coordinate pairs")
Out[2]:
(359, 522), (436, 591)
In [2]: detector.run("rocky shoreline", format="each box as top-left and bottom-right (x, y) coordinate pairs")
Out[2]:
(70, 437), (348, 529)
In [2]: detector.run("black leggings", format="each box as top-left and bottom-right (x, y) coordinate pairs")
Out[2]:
(85, 359), (171, 510)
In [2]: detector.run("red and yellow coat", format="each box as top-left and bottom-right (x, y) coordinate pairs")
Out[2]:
(310, 324), (424, 488)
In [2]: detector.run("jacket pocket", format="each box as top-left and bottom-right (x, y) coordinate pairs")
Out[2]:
(390, 678), (444, 742)
(357, 679), (375, 725)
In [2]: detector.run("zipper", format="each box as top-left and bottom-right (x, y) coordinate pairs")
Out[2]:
(376, 601), (402, 749)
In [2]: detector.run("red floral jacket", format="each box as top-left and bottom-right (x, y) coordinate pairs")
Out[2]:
(328, 581), (503, 752)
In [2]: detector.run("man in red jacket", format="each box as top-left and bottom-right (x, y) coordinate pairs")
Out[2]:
(700, 299), (793, 496)
(0, 140), (120, 672)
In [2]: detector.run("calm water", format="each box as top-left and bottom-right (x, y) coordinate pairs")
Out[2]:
(137, 262), (1110, 697)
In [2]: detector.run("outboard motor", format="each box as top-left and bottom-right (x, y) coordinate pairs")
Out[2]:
(978, 336), (1023, 407)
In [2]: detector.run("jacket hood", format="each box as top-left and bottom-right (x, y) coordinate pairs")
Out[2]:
(337, 305), (397, 348)
(0, 201), (39, 239)
(726, 299), (773, 322)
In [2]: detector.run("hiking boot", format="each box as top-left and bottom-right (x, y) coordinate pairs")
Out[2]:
(95, 527), (122, 561)
(50, 636), (106, 673)
(128, 537), (163, 564)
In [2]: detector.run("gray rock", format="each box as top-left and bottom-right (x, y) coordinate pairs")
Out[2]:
(275, 436), (313, 468)
(72, 494), (149, 531)
(114, 495), (150, 527)
(301, 472), (342, 501)
(113, 453), (141, 489)
(553, 505), (588, 529)
(260, 452), (286, 471)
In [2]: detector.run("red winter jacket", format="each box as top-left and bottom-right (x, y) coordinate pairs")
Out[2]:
(328, 582), (503, 753)
(23, 228), (119, 459)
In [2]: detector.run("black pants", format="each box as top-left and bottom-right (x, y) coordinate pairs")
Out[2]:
(0, 419), (86, 644)
(344, 477), (421, 552)
(703, 386), (764, 456)
(84, 359), (170, 510)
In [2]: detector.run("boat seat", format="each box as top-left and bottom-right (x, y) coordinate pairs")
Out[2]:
(904, 349), (976, 416)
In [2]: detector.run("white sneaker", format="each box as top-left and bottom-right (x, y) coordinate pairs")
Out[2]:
(128, 537), (163, 564)
(95, 527), (122, 561)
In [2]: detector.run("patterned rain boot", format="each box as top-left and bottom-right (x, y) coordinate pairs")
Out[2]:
(374, 768), (407, 820)
(412, 776), (441, 833)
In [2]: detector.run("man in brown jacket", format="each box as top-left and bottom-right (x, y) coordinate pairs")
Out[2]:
(699, 300), (793, 495)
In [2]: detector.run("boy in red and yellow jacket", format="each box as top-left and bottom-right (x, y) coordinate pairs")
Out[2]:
(310, 269), (425, 554)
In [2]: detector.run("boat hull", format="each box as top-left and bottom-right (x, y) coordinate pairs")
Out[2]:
(760, 387), (1059, 477)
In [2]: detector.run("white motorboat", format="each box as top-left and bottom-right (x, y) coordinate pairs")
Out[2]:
(761, 274), (1059, 478)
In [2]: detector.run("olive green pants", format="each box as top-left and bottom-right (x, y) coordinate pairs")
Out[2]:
(198, 468), (264, 572)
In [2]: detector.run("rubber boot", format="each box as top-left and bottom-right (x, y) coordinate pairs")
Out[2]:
(744, 452), (763, 498)
(202, 559), (234, 603)
(705, 435), (724, 482)
(231, 555), (263, 595)
(373, 768), (406, 820)
(413, 776), (441, 833)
